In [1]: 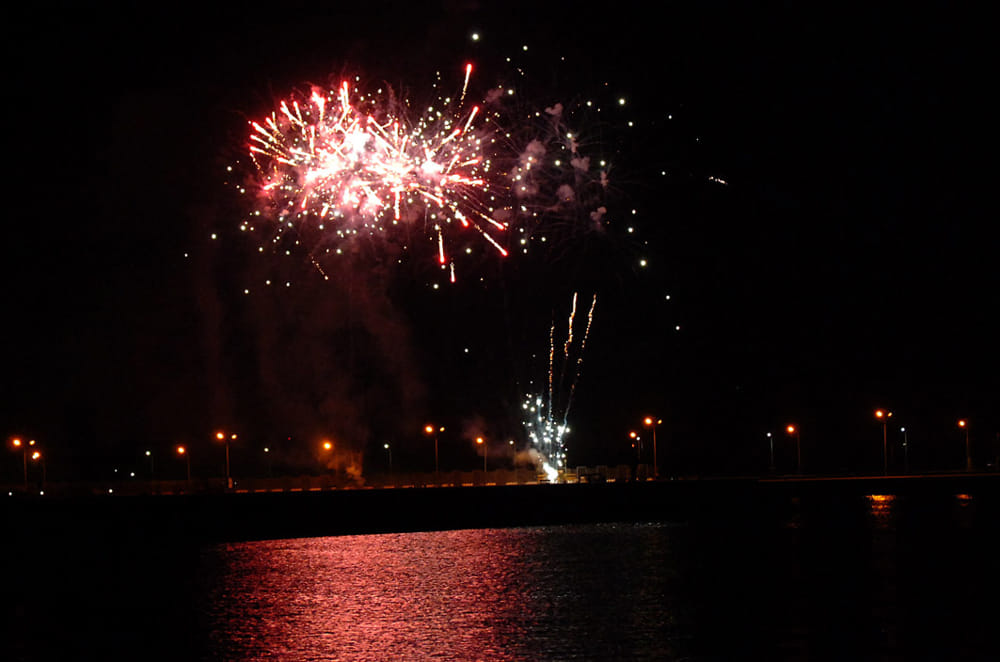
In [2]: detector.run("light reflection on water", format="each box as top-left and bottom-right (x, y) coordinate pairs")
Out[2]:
(187, 493), (1000, 660)
(10, 490), (1000, 660)
(198, 524), (689, 660)
(866, 493), (898, 529)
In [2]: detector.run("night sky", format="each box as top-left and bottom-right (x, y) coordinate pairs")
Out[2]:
(3, 3), (996, 481)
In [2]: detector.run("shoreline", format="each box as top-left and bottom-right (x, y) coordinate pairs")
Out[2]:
(5, 473), (999, 545)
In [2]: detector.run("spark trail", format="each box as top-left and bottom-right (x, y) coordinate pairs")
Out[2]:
(522, 293), (597, 479)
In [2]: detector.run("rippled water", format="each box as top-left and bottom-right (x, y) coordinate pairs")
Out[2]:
(8, 490), (1000, 660)
(197, 525), (690, 661)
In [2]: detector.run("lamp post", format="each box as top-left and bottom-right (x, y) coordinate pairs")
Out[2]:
(644, 417), (662, 478)
(320, 440), (333, 473)
(319, 440), (336, 482)
(958, 420), (971, 471)
(424, 424), (443, 478)
(30, 450), (45, 491)
(11, 438), (34, 491)
(899, 427), (909, 473)
(216, 431), (236, 489)
(786, 425), (801, 473)
(176, 445), (191, 482)
(263, 447), (273, 477)
(145, 450), (154, 479)
(476, 437), (486, 473)
(767, 432), (775, 473)
(384, 443), (392, 474)
(875, 409), (893, 474)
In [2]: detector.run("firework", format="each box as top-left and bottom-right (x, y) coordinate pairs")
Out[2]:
(521, 292), (597, 479)
(238, 60), (625, 283)
(246, 65), (509, 276)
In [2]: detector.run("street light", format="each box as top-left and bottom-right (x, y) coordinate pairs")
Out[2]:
(424, 424), (444, 477)
(644, 417), (662, 478)
(145, 450), (154, 479)
(875, 409), (893, 474)
(766, 432), (775, 473)
(384, 443), (392, 474)
(216, 431), (236, 489)
(958, 419), (971, 471)
(476, 437), (486, 473)
(176, 445), (191, 482)
(900, 427), (909, 473)
(11, 438), (33, 491)
(319, 440), (334, 477)
(786, 425), (801, 473)
(30, 450), (45, 491)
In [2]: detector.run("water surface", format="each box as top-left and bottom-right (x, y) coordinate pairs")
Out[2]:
(8, 488), (1000, 660)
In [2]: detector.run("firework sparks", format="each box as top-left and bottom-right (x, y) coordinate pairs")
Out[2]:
(233, 57), (633, 287)
(247, 65), (509, 274)
(522, 293), (597, 478)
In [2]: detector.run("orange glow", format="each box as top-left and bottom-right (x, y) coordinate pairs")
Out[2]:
(875, 409), (884, 419)
(786, 425), (796, 434)
(216, 431), (225, 440)
(629, 431), (638, 439)
(424, 425), (434, 435)
(176, 446), (187, 455)
(31, 451), (41, 460)
(643, 417), (653, 426)
(476, 437), (484, 445)
(322, 441), (333, 451)
(868, 494), (895, 504)
(958, 419), (967, 428)
(12, 438), (21, 447)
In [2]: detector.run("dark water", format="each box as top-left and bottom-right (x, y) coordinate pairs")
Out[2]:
(7, 490), (1000, 660)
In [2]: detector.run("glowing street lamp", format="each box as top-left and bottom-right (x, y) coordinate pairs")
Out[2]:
(424, 424), (444, 477)
(384, 443), (392, 474)
(900, 427), (909, 473)
(766, 432), (775, 473)
(30, 450), (45, 490)
(958, 419), (971, 471)
(644, 417), (662, 478)
(875, 409), (892, 474)
(176, 445), (191, 482)
(11, 438), (34, 490)
(476, 437), (487, 473)
(216, 431), (237, 489)
(786, 425), (801, 473)
(145, 450), (154, 479)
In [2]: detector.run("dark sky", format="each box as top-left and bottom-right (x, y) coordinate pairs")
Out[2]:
(2, 3), (996, 480)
